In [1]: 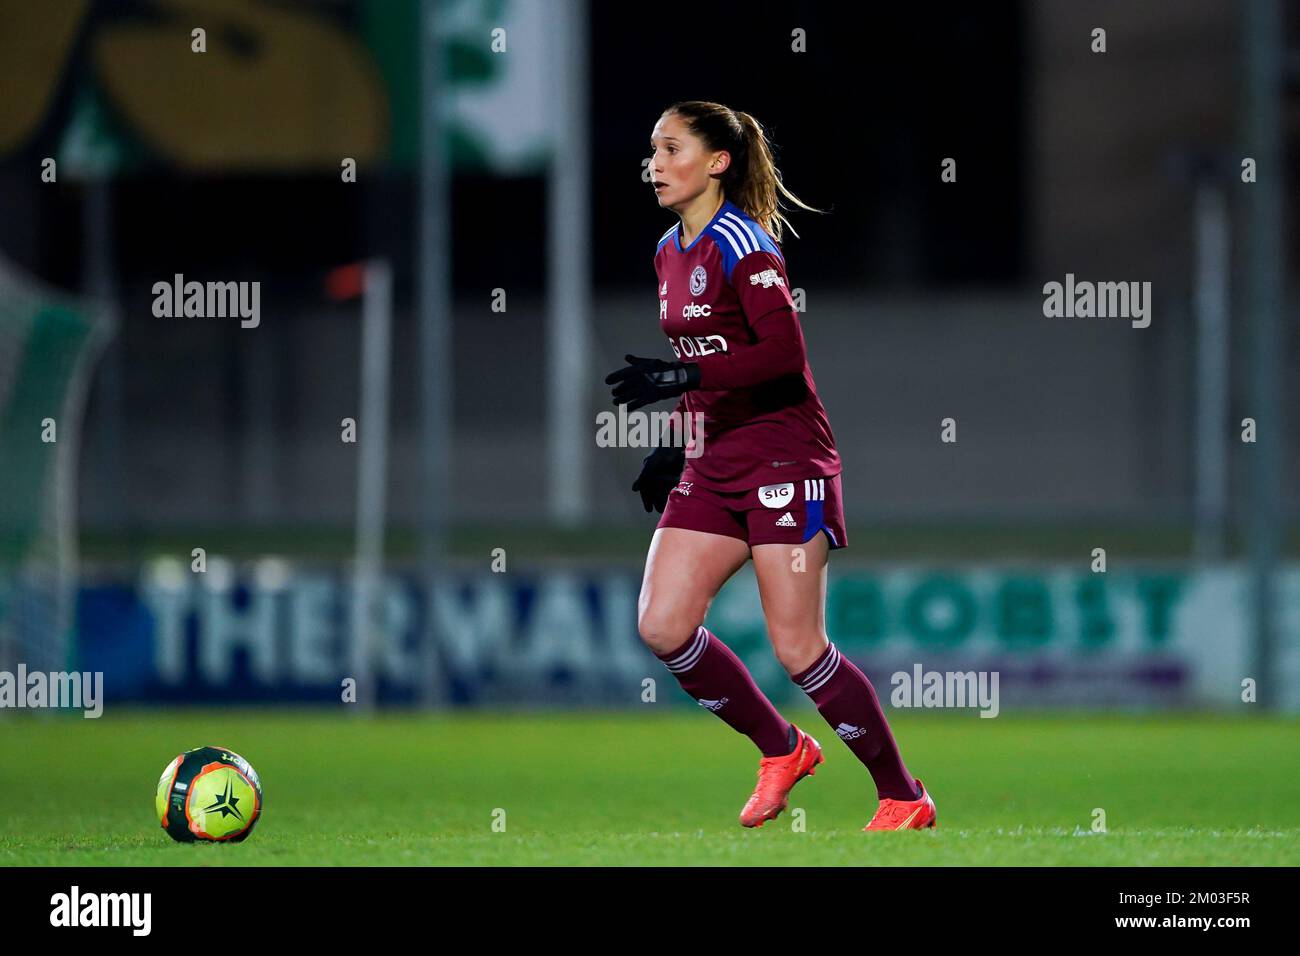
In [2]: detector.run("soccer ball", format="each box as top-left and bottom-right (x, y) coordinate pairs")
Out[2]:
(155, 746), (263, 843)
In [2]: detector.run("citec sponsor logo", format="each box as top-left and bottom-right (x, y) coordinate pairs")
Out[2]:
(681, 301), (711, 320)
(0, 666), (103, 718)
(50, 886), (151, 936)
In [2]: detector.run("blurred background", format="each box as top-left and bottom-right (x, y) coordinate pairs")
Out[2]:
(2, 0), (1298, 714)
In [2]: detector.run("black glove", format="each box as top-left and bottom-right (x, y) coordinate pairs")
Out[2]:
(632, 444), (686, 513)
(604, 354), (701, 411)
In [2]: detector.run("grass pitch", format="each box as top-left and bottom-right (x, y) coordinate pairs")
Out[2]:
(1, 709), (1296, 866)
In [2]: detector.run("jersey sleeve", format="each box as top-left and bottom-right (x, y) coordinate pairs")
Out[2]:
(691, 250), (807, 390)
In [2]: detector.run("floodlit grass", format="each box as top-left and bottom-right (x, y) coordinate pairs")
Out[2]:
(1, 710), (1296, 865)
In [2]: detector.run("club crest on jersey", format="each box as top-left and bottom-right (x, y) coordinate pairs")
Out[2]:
(758, 482), (795, 509)
(690, 265), (708, 296)
(749, 268), (785, 289)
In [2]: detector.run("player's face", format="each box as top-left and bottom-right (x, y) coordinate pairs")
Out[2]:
(649, 113), (721, 210)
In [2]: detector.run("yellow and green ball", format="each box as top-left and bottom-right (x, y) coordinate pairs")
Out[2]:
(155, 746), (263, 843)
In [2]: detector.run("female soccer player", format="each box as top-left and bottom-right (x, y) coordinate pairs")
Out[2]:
(605, 102), (936, 830)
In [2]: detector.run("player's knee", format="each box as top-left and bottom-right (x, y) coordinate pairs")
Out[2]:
(768, 627), (828, 676)
(637, 604), (697, 655)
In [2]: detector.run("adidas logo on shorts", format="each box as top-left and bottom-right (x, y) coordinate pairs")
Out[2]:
(775, 512), (797, 527)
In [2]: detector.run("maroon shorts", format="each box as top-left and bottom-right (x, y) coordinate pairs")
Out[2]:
(657, 474), (847, 550)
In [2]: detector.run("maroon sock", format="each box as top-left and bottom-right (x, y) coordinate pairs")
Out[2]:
(655, 626), (792, 757)
(792, 642), (917, 801)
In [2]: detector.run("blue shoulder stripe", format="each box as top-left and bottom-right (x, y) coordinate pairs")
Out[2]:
(708, 202), (783, 280)
(656, 224), (678, 254)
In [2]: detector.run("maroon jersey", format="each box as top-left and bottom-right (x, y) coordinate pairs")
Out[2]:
(653, 199), (841, 491)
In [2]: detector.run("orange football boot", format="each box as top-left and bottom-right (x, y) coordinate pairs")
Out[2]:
(739, 726), (825, 827)
(863, 778), (937, 830)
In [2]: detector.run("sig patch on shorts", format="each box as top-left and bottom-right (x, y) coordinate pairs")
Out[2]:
(658, 472), (847, 550)
(748, 475), (846, 549)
